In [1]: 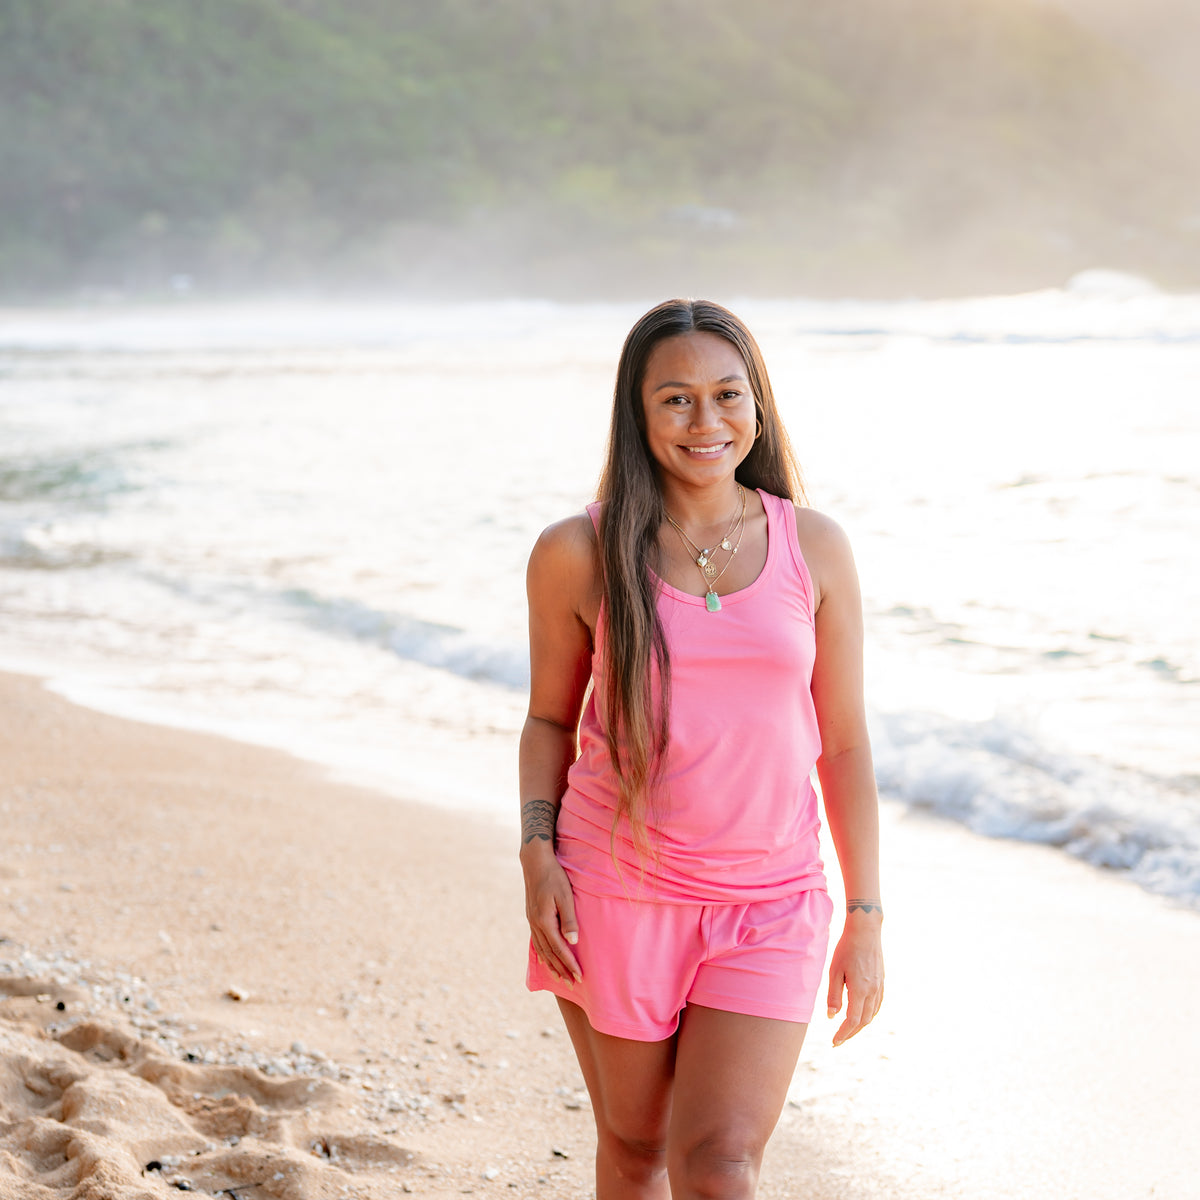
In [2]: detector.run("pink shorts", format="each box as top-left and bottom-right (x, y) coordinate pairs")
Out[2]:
(526, 886), (834, 1041)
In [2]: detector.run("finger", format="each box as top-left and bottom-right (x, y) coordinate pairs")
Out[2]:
(837, 979), (886, 1045)
(826, 969), (844, 1019)
(530, 929), (565, 981)
(536, 943), (572, 984)
(834, 1009), (877, 1047)
(833, 986), (868, 1047)
(548, 928), (582, 982)
(833, 1011), (868, 1046)
(544, 953), (576, 985)
(534, 919), (581, 983)
(851, 975), (883, 1025)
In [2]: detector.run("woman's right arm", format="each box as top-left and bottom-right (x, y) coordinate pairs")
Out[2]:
(520, 515), (597, 984)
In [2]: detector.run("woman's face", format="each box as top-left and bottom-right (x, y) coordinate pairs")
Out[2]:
(639, 331), (757, 489)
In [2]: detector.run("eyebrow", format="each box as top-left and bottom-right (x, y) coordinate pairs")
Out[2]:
(651, 374), (747, 393)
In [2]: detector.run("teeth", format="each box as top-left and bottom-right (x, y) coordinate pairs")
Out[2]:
(684, 445), (725, 455)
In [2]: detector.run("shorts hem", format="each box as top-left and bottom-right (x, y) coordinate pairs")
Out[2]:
(685, 989), (817, 1026)
(527, 976), (680, 1042)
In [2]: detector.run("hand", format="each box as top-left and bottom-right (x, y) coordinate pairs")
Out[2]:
(826, 910), (884, 1046)
(521, 842), (582, 984)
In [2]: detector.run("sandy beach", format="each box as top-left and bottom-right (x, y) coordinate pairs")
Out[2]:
(2, 668), (1198, 1199)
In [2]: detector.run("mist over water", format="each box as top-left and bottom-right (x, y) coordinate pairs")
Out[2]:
(0, 289), (1196, 905)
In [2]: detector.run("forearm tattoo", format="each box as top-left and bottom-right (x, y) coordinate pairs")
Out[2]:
(847, 898), (883, 915)
(521, 799), (558, 844)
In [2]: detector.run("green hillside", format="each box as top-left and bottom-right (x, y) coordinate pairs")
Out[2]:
(1, 0), (1197, 297)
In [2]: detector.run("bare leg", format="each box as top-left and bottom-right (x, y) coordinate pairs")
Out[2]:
(557, 997), (676, 1200)
(667, 1005), (808, 1200)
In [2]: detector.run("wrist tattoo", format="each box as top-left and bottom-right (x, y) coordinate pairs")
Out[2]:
(847, 898), (883, 915)
(521, 799), (558, 845)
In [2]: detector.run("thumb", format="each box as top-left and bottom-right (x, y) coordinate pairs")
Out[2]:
(559, 892), (579, 946)
(827, 973), (843, 1019)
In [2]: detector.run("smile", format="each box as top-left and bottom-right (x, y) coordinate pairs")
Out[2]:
(681, 443), (730, 456)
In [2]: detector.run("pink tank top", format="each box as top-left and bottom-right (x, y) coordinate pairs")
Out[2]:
(556, 489), (826, 903)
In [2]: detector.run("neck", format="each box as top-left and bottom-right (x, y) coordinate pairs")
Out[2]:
(660, 478), (744, 530)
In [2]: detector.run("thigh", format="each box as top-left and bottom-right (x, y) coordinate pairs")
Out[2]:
(669, 1004), (807, 1151)
(558, 997), (676, 1141)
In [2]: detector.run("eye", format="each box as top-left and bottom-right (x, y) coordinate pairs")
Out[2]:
(664, 394), (690, 406)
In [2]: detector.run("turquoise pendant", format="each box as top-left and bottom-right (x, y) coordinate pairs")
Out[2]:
(705, 590), (721, 613)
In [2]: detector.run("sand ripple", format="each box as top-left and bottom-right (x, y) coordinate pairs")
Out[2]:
(0, 978), (416, 1199)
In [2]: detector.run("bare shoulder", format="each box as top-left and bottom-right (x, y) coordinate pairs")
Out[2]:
(791, 504), (857, 608)
(529, 511), (596, 568)
(792, 503), (851, 552)
(526, 512), (600, 609)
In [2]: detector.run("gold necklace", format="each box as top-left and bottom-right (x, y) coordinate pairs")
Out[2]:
(665, 485), (747, 613)
(665, 484), (743, 574)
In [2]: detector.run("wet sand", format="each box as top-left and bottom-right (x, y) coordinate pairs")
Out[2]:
(1, 670), (1197, 1198)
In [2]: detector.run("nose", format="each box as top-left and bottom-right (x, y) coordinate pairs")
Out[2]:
(689, 397), (721, 432)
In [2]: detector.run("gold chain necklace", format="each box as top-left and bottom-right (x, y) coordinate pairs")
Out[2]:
(665, 485), (747, 613)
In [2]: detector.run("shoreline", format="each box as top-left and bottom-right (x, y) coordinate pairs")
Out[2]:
(2, 669), (1199, 1198)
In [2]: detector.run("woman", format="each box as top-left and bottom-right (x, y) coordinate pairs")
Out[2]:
(520, 299), (883, 1200)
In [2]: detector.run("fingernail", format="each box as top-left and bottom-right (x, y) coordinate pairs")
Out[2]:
(565, 932), (578, 945)
(827, 1007), (836, 1019)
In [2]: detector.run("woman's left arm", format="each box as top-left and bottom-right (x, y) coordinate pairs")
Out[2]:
(797, 507), (884, 1047)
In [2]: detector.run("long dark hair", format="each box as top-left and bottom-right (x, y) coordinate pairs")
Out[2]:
(595, 299), (805, 852)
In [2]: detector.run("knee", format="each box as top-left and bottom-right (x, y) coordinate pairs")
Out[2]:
(675, 1130), (763, 1200)
(598, 1125), (669, 1187)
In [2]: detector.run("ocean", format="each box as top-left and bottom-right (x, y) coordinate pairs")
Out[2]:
(1, 284), (1196, 908)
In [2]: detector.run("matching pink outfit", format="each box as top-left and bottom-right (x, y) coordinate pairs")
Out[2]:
(527, 490), (832, 1038)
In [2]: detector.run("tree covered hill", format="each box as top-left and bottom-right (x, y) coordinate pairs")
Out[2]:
(1036, 0), (1200, 95)
(2, 0), (1197, 298)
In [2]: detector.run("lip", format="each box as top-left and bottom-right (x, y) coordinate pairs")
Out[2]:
(680, 442), (731, 456)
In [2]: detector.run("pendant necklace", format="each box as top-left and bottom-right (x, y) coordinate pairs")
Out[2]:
(665, 484), (747, 612)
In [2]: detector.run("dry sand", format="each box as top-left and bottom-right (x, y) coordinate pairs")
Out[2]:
(1, 669), (1198, 1199)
